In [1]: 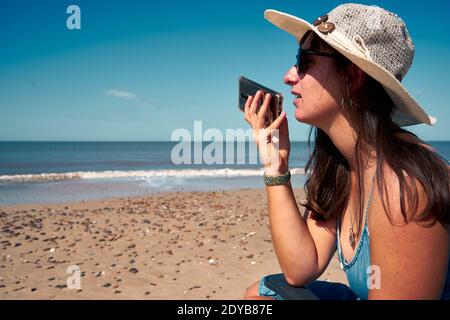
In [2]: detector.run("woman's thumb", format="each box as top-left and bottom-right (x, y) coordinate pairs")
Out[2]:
(279, 114), (289, 137)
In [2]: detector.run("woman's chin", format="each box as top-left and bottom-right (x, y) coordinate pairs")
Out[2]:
(294, 112), (307, 123)
(294, 103), (307, 122)
(294, 108), (318, 127)
(293, 100), (320, 125)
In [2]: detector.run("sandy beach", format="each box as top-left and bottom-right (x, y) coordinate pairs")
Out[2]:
(0, 187), (346, 300)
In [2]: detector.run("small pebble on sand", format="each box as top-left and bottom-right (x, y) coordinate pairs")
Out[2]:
(129, 268), (139, 274)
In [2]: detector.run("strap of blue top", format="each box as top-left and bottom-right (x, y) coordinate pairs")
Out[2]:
(365, 171), (377, 230)
(337, 170), (377, 228)
(336, 170), (377, 253)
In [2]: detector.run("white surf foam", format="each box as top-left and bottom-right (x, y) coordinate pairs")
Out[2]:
(0, 168), (306, 183)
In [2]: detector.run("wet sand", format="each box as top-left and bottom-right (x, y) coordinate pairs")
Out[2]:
(0, 188), (346, 299)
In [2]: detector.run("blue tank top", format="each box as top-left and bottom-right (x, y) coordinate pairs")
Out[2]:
(336, 171), (450, 300)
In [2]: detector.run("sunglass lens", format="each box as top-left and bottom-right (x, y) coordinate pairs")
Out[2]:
(295, 47), (302, 74)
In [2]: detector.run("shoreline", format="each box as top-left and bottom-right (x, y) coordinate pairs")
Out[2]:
(0, 188), (346, 299)
(0, 174), (308, 206)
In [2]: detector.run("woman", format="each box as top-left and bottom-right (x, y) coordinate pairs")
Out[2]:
(243, 3), (449, 300)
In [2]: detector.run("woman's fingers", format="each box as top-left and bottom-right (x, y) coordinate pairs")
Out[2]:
(245, 91), (284, 135)
(279, 113), (289, 137)
(268, 111), (286, 131)
(244, 95), (253, 123)
(257, 111), (287, 143)
(249, 90), (262, 116)
(257, 93), (271, 127)
(246, 90), (272, 129)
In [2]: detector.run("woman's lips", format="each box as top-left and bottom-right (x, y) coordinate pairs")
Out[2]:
(293, 97), (302, 106)
(291, 91), (302, 107)
(291, 92), (302, 106)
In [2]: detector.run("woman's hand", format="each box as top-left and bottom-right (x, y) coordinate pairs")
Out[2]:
(244, 90), (291, 176)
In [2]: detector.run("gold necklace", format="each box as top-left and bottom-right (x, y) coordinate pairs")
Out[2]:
(348, 168), (376, 249)
(348, 178), (360, 249)
(348, 207), (356, 249)
(348, 179), (357, 249)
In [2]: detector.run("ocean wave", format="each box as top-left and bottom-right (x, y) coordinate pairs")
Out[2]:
(0, 168), (306, 183)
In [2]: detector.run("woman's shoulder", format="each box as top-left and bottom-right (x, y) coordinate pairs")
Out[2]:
(369, 166), (449, 298)
(395, 132), (449, 167)
(375, 161), (427, 223)
(374, 155), (448, 228)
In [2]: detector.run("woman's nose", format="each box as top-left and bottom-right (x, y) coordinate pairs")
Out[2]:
(283, 66), (299, 85)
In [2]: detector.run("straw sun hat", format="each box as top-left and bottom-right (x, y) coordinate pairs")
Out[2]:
(264, 3), (436, 127)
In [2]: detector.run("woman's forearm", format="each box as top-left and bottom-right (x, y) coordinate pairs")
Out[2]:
(266, 181), (319, 285)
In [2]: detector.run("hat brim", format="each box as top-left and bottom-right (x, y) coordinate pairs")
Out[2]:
(264, 9), (436, 127)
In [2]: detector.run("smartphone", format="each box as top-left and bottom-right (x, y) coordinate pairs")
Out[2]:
(238, 76), (283, 126)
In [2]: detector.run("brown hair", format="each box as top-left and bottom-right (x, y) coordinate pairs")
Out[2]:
(300, 31), (449, 237)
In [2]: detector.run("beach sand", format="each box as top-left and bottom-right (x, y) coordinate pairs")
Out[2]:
(0, 188), (346, 299)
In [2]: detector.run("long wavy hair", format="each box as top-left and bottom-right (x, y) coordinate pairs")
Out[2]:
(300, 31), (449, 238)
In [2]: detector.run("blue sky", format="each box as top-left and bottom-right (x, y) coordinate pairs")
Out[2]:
(0, 0), (449, 141)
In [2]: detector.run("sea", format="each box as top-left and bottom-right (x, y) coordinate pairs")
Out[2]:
(0, 141), (449, 205)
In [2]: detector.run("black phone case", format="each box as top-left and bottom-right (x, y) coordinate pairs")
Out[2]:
(238, 76), (283, 124)
(263, 274), (319, 300)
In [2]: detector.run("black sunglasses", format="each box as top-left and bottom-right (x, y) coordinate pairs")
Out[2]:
(295, 46), (337, 74)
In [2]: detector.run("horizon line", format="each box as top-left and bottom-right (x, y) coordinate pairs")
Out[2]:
(1, 140), (449, 143)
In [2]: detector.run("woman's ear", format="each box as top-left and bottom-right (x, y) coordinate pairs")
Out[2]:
(349, 64), (366, 90)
